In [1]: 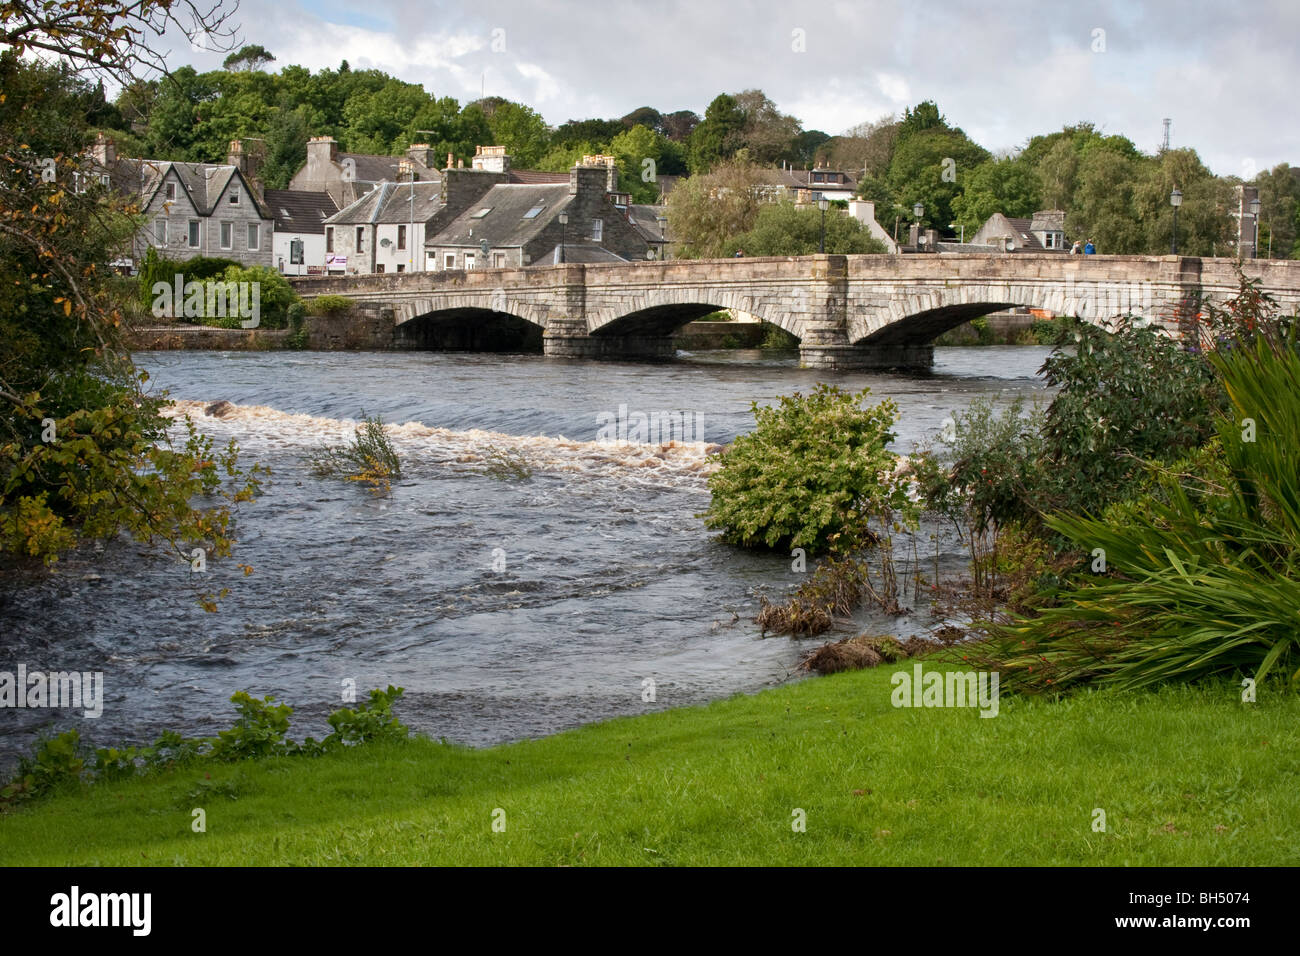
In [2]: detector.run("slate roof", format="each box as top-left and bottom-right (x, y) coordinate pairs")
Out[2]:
(432, 183), (573, 248)
(109, 159), (272, 219)
(264, 189), (337, 234)
(508, 169), (570, 184)
(537, 245), (629, 263)
(339, 152), (438, 185)
(1004, 217), (1046, 250)
(628, 204), (670, 243)
(749, 167), (858, 192)
(323, 181), (444, 226)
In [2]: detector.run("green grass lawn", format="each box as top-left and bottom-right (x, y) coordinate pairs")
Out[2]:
(2, 664), (1296, 866)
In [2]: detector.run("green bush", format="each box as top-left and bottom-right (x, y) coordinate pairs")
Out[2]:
(976, 281), (1300, 692)
(214, 264), (298, 329)
(305, 294), (354, 317)
(702, 384), (915, 554)
(758, 323), (798, 349)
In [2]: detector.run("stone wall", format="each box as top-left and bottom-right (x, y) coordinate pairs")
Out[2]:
(126, 326), (290, 350)
(305, 304), (396, 350)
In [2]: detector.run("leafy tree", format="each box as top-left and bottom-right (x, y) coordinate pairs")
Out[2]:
(260, 105), (310, 189)
(609, 124), (685, 202)
(1066, 146), (1146, 253)
(223, 44), (275, 72)
(829, 115), (899, 178)
(794, 129), (831, 167)
(897, 100), (946, 140)
(1254, 163), (1300, 258)
(485, 100), (551, 168)
(688, 93), (746, 173)
(723, 202), (887, 256)
(885, 126), (990, 229)
(620, 106), (663, 132)
(0, 20), (262, 599)
(732, 89), (801, 166)
(552, 117), (624, 147)
(661, 109), (700, 142)
(950, 157), (1042, 234)
(665, 159), (770, 257)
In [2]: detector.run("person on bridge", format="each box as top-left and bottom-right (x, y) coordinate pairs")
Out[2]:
(734, 249), (745, 257)
(1069, 240), (1082, 254)
(1084, 239), (1096, 255)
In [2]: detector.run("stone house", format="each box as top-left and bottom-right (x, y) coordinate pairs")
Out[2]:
(425, 157), (653, 269)
(970, 210), (1069, 252)
(290, 137), (441, 209)
(321, 178), (445, 274)
(265, 188), (338, 275)
(90, 136), (274, 270)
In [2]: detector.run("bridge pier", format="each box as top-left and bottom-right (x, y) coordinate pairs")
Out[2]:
(543, 319), (676, 361)
(799, 344), (934, 370)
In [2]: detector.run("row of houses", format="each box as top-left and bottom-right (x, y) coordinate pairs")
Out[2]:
(90, 130), (1101, 275)
(90, 135), (669, 276)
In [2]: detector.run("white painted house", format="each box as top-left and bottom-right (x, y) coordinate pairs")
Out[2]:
(265, 189), (338, 275)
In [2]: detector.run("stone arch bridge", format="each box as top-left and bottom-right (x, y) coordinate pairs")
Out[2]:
(290, 254), (1300, 369)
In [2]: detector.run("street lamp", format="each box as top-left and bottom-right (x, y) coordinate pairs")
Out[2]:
(558, 210), (568, 264)
(656, 214), (668, 261)
(911, 202), (924, 252)
(1169, 188), (1183, 255)
(1248, 197), (1262, 259)
(818, 196), (830, 254)
(949, 222), (964, 243)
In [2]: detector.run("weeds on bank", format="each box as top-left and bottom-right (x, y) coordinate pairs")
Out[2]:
(1, 686), (408, 811)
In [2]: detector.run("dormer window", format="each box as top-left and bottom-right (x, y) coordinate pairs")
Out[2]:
(165, 182), (177, 201)
(229, 186), (240, 205)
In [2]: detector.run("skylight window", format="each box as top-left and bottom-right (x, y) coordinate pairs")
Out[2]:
(522, 204), (546, 219)
(471, 207), (492, 218)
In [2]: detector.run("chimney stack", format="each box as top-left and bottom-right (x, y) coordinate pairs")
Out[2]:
(90, 132), (115, 167)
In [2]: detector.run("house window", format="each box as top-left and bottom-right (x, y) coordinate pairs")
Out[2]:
(396, 264), (405, 273)
(165, 182), (177, 201)
(100, 174), (111, 188)
(188, 221), (200, 248)
(591, 219), (603, 242)
(522, 204), (545, 219)
(493, 253), (505, 268)
(376, 264), (385, 274)
(220, 221), (232, 249)
(229, 186), (240, 205)
(1043, 233), (1056, 249)
(444, 253), (455, 269)
(290, 238), (304, 264)
(397, 225), (406, 250)
(355, 227), (364, 251)
(465, 253), (476, 270)
(326, 227), (334, 253)
(154, 219), (167, 244)
(247, 223), (260, 250)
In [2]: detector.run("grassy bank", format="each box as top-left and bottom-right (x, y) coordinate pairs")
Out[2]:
(2, 664), (1295, 866)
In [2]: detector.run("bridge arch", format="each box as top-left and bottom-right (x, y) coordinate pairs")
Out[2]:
(587, 286), (803, 339)
(393, 297), (548, 352)
(847, 280), (1149, 346)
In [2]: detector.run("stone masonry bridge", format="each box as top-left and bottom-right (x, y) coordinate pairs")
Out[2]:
(290, 254), (1300, 369)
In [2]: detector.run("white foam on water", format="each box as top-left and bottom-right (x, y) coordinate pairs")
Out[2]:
(161, 399), (724, 488)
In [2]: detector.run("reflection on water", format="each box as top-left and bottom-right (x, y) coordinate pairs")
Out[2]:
(0, 346), (1052, 764)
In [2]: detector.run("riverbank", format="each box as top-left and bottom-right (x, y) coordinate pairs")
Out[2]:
(2, 664), (1292, 866)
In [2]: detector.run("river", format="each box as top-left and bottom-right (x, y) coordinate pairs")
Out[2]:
(0, 345), (1052, 765)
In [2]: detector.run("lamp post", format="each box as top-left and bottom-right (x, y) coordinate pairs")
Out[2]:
(818, 196), (830, 254)
(912, 202), (924, 252)
(1248, 197), (1262, 259)
(656, 214), (668, 260)
(1169, 188), (1182, 255)
(558, 211), (568, 264)
(949, 221), (964, 243)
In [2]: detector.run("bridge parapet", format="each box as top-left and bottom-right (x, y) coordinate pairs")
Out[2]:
(290, 255), (1300, 369)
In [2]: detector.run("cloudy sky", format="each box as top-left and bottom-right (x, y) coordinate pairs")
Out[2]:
(167, 0), (1296, 176)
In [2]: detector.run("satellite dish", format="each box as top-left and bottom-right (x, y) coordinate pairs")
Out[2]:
(380, 237), (391, 248)
(479, 239), (490, 255)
